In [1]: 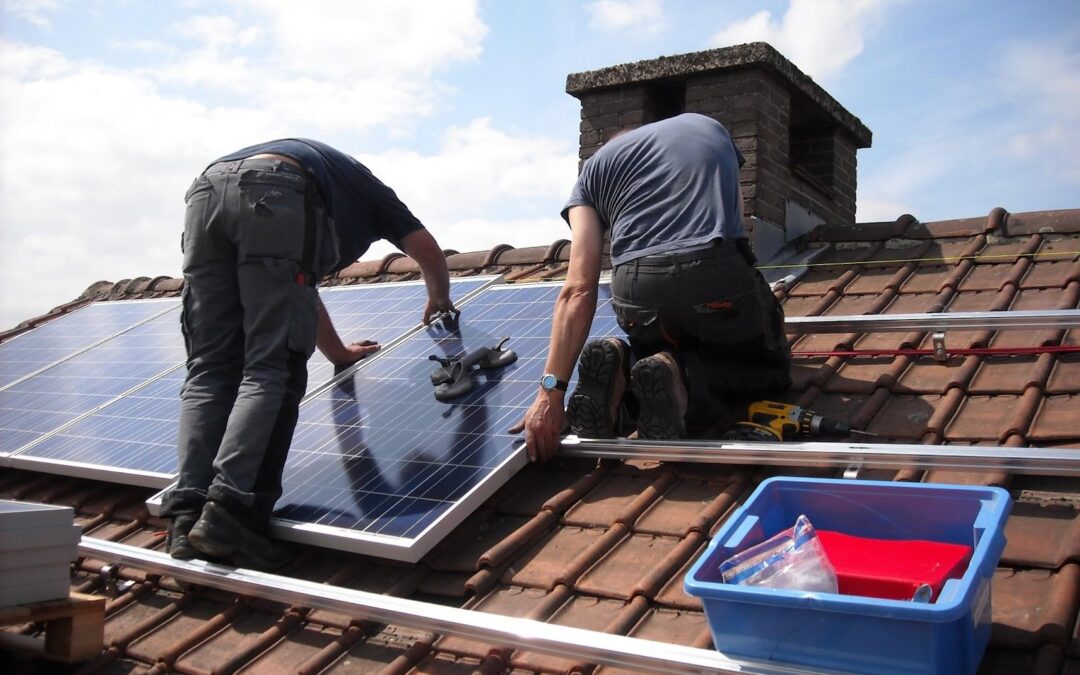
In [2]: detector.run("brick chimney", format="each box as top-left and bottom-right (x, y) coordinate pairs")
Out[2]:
(565, 42), (872, 259)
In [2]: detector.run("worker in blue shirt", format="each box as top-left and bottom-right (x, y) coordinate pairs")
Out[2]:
(160, 139), (455, 569)
(516, 114), (791, 461)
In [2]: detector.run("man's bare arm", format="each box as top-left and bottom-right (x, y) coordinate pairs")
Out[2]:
(316, 295), (380, 366)
(511, 206), (605, 461)
(398, 228), (455, 324)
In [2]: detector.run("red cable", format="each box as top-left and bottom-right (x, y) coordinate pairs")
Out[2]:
(792, 345), (1080, 358)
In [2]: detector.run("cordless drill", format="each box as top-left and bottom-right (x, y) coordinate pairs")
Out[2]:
(723, 400), (877, 442)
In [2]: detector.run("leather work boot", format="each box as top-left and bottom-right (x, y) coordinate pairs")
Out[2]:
(567, 338), (630, 438)
(630, 351), (688, 440)
(166, 513), (199, 560)
(188, 501), (295, 572)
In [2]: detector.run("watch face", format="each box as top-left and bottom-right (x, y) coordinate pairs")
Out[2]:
(541, 374), (557, 391)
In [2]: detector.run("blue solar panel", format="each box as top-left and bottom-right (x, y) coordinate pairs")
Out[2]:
(267, 281), (622, 560)
(0, 306), (185, 457)
(0, 300), (177, 391)
(10, 369), (185, 485)
(308, 278), (492, 385)
(10, 278), (494, 484)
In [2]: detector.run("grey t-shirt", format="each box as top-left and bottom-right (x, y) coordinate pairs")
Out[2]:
(562, 113), (746, 266)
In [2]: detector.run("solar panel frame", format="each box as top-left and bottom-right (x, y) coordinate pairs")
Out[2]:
(10, 277), (500, 485)
(148, 279), (622, 562)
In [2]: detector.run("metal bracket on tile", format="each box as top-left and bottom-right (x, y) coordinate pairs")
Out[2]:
(842, 465), (862, 479)
(932, 332), (948, 362)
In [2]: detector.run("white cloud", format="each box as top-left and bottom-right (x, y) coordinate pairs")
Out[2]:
(3, 0), (64, 27)
(711, 0), (888, 82)
(232, 0), (487, 80)
(999, 38), (1080, 183)
(359, 118), (577, 220)
(0, 40), (284, 329)
(586, 0), (664, 35)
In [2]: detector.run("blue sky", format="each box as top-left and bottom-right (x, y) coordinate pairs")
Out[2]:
(1, 0), (1078, 329)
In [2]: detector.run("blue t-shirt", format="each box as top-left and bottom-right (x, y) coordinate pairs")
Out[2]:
(212, 139), (424, 274)
(562, 113), (746, 266)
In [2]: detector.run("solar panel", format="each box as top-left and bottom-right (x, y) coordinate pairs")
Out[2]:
(261, 281), (622, 561)
(308, 278), (494, 386)
(0, 306), (185, 459)
(0, 300), (177, 391)
(9, 369), (185, 486)
(9, 278), (496, 484)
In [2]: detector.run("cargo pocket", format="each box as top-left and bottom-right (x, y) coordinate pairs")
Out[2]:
(237, 169), (307, 262)
(692, 286), (767, 346)
(182, 176), (213, 270)
(179, 283), (193, 359)
(288, 278), (319, 358)
(612, 298), (665, 345)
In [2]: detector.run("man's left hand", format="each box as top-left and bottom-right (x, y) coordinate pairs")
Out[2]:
(331, 340), (380, 369)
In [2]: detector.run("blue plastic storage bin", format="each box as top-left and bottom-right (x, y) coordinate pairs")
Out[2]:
(684, 477), (1011, 674)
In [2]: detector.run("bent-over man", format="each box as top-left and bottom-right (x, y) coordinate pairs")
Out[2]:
(161, 139), (455, 568)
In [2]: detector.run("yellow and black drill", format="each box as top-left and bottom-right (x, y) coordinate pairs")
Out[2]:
(722, 400), (877, 442)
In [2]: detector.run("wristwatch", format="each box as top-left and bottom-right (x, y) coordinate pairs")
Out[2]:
(540, 373), (568, 393)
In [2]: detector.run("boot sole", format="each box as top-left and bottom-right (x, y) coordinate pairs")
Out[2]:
(567, 340), (626, 438)
(631, 358), (687, 440)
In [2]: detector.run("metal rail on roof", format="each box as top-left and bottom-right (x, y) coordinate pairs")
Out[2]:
(560, 437), (1080, 477)
(783, 309), (1080, 334)
(78, 537), (842, 675)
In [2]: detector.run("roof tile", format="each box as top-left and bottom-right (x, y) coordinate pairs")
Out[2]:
(992, 564), (1080, 649)
(1002, 500), (1080, 568)
(575, 533), (684, 600)
(509, 595), (641, 673)
(969, 355), (1053, 395)
(653, 542), (707, 611)
(634, 477), (743, 537)
(563, 472), (667, 528)
(1005, 210), (1080, 236)
(1046, 356), (1080, 395)
(905, 215), (992, 239)
(501, 526), (610, 590)
(1028, 395), (1080, 442)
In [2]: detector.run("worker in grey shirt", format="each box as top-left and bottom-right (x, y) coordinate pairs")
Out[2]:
(515, 114), (790, 460)
(160, 139), (455, 569)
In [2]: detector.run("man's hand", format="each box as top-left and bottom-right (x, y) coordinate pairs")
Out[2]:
(329, 339), (380, 368)
(423, 295), (457, 325)
(509, 392), (566, 462)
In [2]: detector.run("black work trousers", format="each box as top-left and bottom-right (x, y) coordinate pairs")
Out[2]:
(610, 239), (791, 429)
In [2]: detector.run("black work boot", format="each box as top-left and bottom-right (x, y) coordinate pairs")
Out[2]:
(166, 513), (199, 560)
(188, 501), (294, 571)
(630, 352), (688, 440)
(567, 338), (630, 438)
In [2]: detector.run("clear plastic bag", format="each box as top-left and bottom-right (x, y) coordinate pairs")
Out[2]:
(719, 514), (839, 593)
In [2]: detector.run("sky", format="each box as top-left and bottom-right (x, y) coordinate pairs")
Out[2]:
(1, 0), (1078, 330)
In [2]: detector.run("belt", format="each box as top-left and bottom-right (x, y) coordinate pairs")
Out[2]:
(626, 238), (745, 268)
(203, 154), (307, 178)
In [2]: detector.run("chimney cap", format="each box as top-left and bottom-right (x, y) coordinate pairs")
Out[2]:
(565, 42), (871, 148)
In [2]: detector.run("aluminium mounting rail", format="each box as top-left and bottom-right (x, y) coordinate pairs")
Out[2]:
(783, 309), (1080, 334)
(78, 537), (844, 675)
(560, 437), (1080, 477)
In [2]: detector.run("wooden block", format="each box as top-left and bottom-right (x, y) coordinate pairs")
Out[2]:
(0, 592), (104, 662)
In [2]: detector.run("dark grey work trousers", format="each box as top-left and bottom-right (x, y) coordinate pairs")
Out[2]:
(611, 238), (792, 429)
(160, 158), (328, 532)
